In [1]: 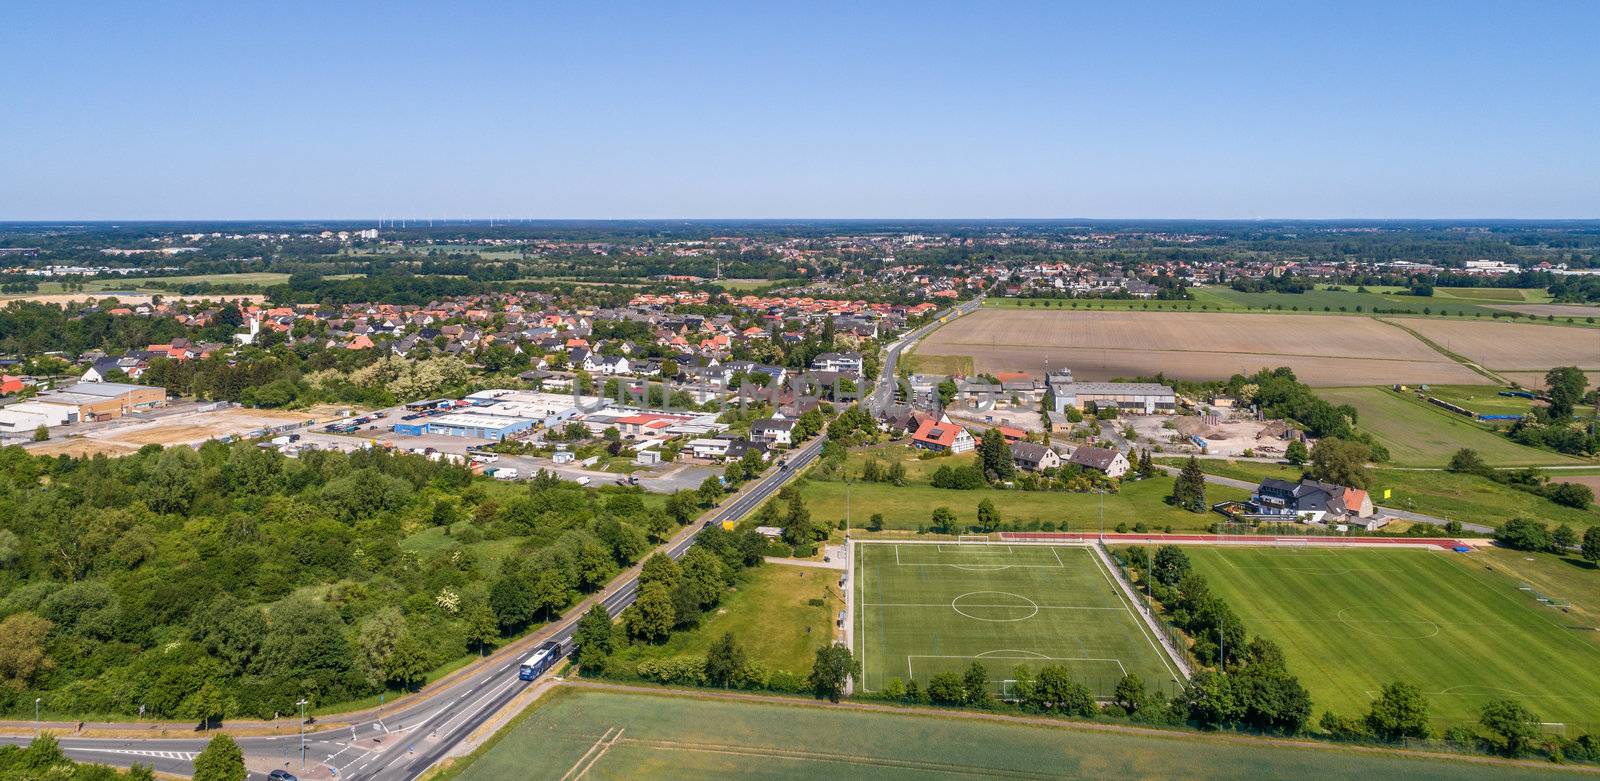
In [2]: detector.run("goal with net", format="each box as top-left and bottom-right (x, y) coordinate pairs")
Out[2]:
(957, 534), (992, 544)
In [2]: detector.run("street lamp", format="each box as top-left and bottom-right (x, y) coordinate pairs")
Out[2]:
(296, 698), (309, 770)
(34, 697), (41, 738)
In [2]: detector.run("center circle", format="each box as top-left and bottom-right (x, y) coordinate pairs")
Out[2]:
(952, 591), (1040, 622)
(1336, 606), (1441, 639)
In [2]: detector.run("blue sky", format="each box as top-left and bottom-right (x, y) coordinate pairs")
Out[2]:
(2, 1), (1596, 219)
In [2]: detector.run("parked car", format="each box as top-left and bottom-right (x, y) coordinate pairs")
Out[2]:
(268, 771), (299, 781)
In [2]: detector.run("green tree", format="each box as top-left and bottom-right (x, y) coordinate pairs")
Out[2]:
(1552, 524), (1579, 550)
(1309, 438), (1372, 488)
(573, 604), (615, 672)
(781, 491), (817, 545)
(465, 605), (499, 656)
(1447, 447), (1488, 475)
(697, 475), (725, 506)
(704, 632), (748, 688)
(1171, 456), (1207, 512)
(1366, 681), (1431, 741)
(678, 547), (728, 609)
(1583, 526), (1600, 565)
(1479, 698), (1541, 756)
(977, 428), (1014, 481)
(1137, 448), (1155, 478)
(927, 671), (967, 705)
(1113, 672), (1147, 715)
(1285, 439), (1309, 466)
(386, 635), (431, 689)
(1181, 670), (1238, 730)
(30, 425), (48, 442)
(810, 644), (859, 702)
(867, 512), (884, 532)
(1153, 545), (1192, 586)
(0, 612), (53, 692)
(1495, 517), (1554, 552)
(623, 582), (675, 643)
(976, 498), (999, 532)
(962, 661), (991, 705)
(936, 378), (958, 408)
(1544, 366), (1588, 421)
(639, 553), (682, 591)
(192, 734), (246, 781)
(929, 506), (958, 535)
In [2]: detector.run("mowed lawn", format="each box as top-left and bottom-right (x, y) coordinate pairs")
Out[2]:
(796, 450), (1248, 533)
(444, 686), (1585, 781)
(1186, 460), (1600, 530)
(1316, 386), (1582, 467)
(609, 563), (837, 676)
(854, 543), (1181, 700)
(1184, 547), (1600, 731)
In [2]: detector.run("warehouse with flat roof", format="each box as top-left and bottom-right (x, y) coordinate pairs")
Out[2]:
(417, 412), (533, 441)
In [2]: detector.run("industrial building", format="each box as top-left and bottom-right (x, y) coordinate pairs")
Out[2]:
(0, 382), (166, 434)
(412, 412), (535, 441)
(1046, 369), (1175, 415)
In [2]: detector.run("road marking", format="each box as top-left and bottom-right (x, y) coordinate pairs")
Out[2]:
(72, 748), (197, 761)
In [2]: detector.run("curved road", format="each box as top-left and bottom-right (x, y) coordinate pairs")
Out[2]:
(1, 298), (979, 781)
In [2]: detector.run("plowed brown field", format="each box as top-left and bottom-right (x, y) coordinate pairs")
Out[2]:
(915, 309), (1483, 385)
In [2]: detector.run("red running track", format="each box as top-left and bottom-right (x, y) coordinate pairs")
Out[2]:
(999, 532), (1468, 550)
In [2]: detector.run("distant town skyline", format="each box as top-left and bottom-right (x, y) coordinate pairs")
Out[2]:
(3, 2), (1597, 220)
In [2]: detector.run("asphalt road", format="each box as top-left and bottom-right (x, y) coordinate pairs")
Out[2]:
(2, 299), (977, 781)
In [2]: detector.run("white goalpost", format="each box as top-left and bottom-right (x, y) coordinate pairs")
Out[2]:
(957, 534), (992, 544)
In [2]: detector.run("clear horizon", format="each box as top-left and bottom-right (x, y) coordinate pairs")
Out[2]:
(4, 2), (1597, 220)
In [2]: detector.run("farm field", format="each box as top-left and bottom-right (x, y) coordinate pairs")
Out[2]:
(1433, 287), (1554, 304)
(1190, 286), (1500, 316)
(1179, 460), (1600, 530)
(1315, 386), (1581, 467)
(1392, 318), (1600, 372)
(608, 563), (837, 676)
(0, 272), (289, 300)
(1183, 546), (1600, 731)
(441, 686), (1579, 781)
(853, 543), (1180, 699)
(795, 451), (1250, 533)
(1486, 303), (1600, 318)
(913, 308), (1482, 386)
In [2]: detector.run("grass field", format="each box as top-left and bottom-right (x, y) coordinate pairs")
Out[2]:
(1315, 386), (1582, 467)
(609, 563), (837, 675)
(1180, 460), (1600, 530)
(1183, 546), (1600, 731)
(1422, 384), (1546, 418)
(442, 686), (1588, 780)
(0, 272), (290, 299)
(796, 450), (1249, 533)
(853, 543), (1181, 699)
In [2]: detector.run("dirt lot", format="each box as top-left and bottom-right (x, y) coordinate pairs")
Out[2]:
(915, 309), (1481, 385)
(34, 406), (334, 454)
(1124, 413), (1290, 457)
(26, 439), (138, 458)
(1392, 318), (1600, 371)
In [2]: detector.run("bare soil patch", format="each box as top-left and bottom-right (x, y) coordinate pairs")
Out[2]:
(916, 310), (1479, 385)
(26, 439), (138, 458)
(1392, 318), (1600, 371)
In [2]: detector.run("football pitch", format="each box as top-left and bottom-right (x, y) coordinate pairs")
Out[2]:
(1186, 547), (1600, 731)
(852, 542), (1182, 699)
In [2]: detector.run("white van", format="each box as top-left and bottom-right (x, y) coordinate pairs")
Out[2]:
(574, 476), (591, 486)
(493, 468), (519, 480)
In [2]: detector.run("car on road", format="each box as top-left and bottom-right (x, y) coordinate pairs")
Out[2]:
(268, 771), (299, 781)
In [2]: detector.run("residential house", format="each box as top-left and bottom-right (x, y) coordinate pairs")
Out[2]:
(1011, 442), (1060, 472)
(1067, 445), (1129, 478)
(911, 414), (975, 454)
(1250, 478), (1375, 524)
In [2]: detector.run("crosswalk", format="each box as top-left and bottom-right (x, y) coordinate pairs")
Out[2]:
(75, 747), (197, 761)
